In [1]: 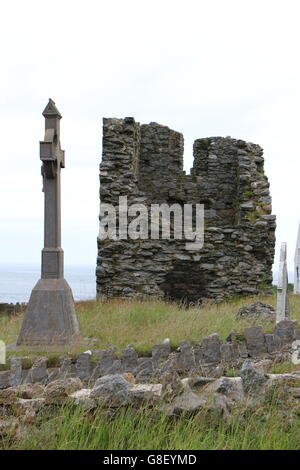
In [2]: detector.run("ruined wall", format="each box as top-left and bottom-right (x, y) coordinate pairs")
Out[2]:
(96, 118), (276, 302)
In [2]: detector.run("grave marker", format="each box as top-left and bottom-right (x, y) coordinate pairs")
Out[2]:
(17, 99), (80, 345)
(276, 242), (290, 323)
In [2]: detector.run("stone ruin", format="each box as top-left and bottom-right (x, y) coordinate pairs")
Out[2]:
(96, 117), (276, 302)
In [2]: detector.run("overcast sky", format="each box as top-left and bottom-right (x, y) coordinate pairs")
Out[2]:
(1, 0), (299, 281)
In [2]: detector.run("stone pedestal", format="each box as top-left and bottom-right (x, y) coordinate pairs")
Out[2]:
(17, 279), (79, 346)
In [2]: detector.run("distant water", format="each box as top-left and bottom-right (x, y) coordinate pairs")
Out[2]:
(0, 264), (291, 304)
(0, 264), (96, 303)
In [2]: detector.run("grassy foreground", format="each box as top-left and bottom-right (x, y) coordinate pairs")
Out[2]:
(1, 293), (300, 357)
(2, 294), (300, 450)
(2, 401), (300, 450)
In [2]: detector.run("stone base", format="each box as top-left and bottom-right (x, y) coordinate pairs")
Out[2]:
(16, 278), (80, 346)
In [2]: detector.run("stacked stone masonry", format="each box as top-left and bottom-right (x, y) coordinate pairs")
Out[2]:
(97, 118), (276, 302)
(1, 320), (298, 389)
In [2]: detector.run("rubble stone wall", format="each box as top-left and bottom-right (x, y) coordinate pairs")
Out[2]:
(1, 320), (298, 389)
(97, 118), (276, 302)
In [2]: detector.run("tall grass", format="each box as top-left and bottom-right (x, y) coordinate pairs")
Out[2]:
(2, 402), (300, 450)
(2, 294), (300, 357)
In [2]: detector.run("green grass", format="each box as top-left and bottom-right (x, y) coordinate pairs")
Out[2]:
(2, 402), (300, 450)
(2, 293), (300, 358)
(2, 294), (300, 450)
(270, 361), (300, 375)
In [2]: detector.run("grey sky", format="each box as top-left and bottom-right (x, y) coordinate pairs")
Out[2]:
(1, 0), (299, 280)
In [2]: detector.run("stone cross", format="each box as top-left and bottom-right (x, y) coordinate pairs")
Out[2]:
(17, 99), (80, 346)
(294, 222), (300, 294)
(276, 242), (290, 323)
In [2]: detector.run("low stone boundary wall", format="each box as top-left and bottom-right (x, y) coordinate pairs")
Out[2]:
(0, 303), (26, 316)
(1, 320), (299, 390)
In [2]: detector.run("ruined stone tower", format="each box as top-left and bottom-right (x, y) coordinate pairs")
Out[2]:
(96, 118), (276, 303)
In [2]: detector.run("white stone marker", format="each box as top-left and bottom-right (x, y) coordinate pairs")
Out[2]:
(276, 242), (290, 323)
(294, 222), (300, 294)
(0, 340), (5, 365)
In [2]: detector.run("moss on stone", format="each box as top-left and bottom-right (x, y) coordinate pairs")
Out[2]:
(133, 345), (152, 357)
(21, 358), (33, 370)
(46, 355), (61, 368)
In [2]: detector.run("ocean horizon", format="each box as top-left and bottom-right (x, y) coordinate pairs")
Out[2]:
(0, 263), (290, 305)
(0, 263), (96, 304)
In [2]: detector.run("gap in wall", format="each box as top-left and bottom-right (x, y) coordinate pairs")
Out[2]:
(183, 137), (194, 175)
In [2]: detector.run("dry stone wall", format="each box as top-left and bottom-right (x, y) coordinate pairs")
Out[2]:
(97, 118), (276, 302)
(0, 303), (26, 316)
(1, 320), (298, 389)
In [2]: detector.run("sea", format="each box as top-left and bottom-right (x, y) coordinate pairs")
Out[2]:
(0, 264), (96, 303)
(0, 263), (289, 304)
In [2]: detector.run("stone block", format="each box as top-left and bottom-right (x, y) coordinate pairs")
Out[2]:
(265, 334), (281, 354)
(59, 356), (73, 379)
(241, 362), (268, 396)
(133, 358), (154, 381)
(27, 358), (48, 384)
(9, 357), (23, 387)
(232, 340), (248, 359)
(93, 347), (118, 377)
(201, 334), (222, 365)
(90, 374), (132, 406)
(193, 343), (204, 364)
(0, 371), (11, 390)
(76, 353), (92, 382)
(122, 346), (138, 372)
(152, 340), (171, 368)
(220, 343), (237, 362)
(176, 341), (195, 371)
(244, 326), (267, 356)
(275, 320), (298, 344)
